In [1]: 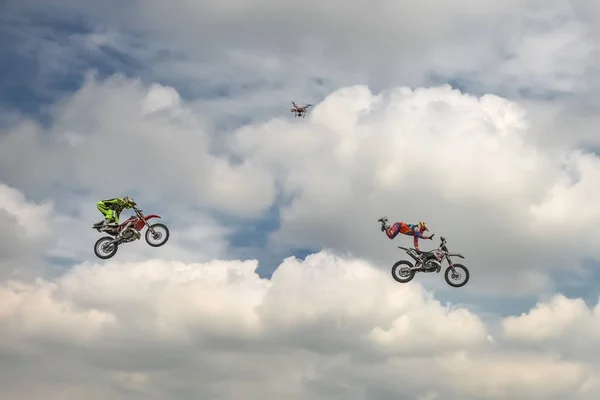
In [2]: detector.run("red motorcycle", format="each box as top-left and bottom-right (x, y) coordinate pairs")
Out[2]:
(92, 205), (170, 259)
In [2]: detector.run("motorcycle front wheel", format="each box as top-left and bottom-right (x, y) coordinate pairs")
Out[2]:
(444, 264), (470, 288)
(391, 260), (416, 283)
(145, 223), (170, 247)
(94, 236), (118, 259)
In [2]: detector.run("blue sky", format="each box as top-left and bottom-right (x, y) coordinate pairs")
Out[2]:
(1, 7), (141, 118)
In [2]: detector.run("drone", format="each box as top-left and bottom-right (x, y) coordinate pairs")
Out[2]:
(291, 101), (312, 118)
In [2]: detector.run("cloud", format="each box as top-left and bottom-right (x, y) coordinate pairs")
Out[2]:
(5, 0), (600, 167)
(0, 253), (598, 399)
(0, 183), (54, 279)
(501, 294), (600, 365)
(3, 74), (600, 293)
(6, 0), (598, 125)
(502, 294), (593, 343)
(228, 84), (600, 293)
(3, 1), (600, 399)
(0, 178), (233, 276)
(444, 0), (596, 97)
(0, 73), (277, 217)
(0, 183), (53, 240)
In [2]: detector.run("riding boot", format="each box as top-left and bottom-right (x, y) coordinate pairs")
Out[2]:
(102, 218), (117, 231)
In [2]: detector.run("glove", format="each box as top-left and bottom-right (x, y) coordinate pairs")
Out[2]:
(429, 234), (435, 240)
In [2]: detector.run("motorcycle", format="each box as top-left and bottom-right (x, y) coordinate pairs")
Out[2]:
(391, 236), (470, 287)
(92, 205), (170, 259)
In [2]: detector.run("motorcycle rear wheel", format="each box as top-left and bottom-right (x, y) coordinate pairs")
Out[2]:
(94, 236), (118, 259)
(391, 260), (416, 283)
(444, 264), (469, 288)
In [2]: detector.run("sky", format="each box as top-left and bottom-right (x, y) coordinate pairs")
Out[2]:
(2, 0), (600, 398)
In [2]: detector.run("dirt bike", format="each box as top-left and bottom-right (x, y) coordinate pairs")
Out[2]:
(92, 205), (170, 259)
(391, 236), (470, 287)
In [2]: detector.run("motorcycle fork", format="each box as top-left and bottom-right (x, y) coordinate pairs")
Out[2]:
(134, 211), (152, 233)
(144, 219), (157, 235)
(446, 257), (456, 271)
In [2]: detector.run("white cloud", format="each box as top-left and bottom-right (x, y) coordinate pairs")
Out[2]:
(3, 76), (600, 292)
(7, 0), (597, 118)
(502, 294), (592, 342)
(0, 183), (53, 239)
(7, 0), (600, 160)
(0, 73), (277, 217)
(0, 253), (598, 399)
(225, 83), (600, 292)
(0, 279), (116, 345)
(456, 0), (596, 96)
(0, 183), (54, 279)
(0, 179), (232, 279)
(141, 83), (182, 115)
(46, 207), (233, 266)
(436, 351), (591, 399)
(19, 0), (598, 95)
(4, 1), (600, 399)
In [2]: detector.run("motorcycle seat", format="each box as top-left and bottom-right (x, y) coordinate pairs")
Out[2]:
(415, 249), (434, 255)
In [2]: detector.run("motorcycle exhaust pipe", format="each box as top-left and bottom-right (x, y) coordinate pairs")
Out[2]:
(409, 264), (423, 271)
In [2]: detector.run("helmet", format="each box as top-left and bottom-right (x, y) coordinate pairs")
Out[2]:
(123, 196), (134, 206)
(418, 221), (428, 231)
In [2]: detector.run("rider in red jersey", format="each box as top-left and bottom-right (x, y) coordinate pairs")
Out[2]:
(378, 217), (434, 251)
